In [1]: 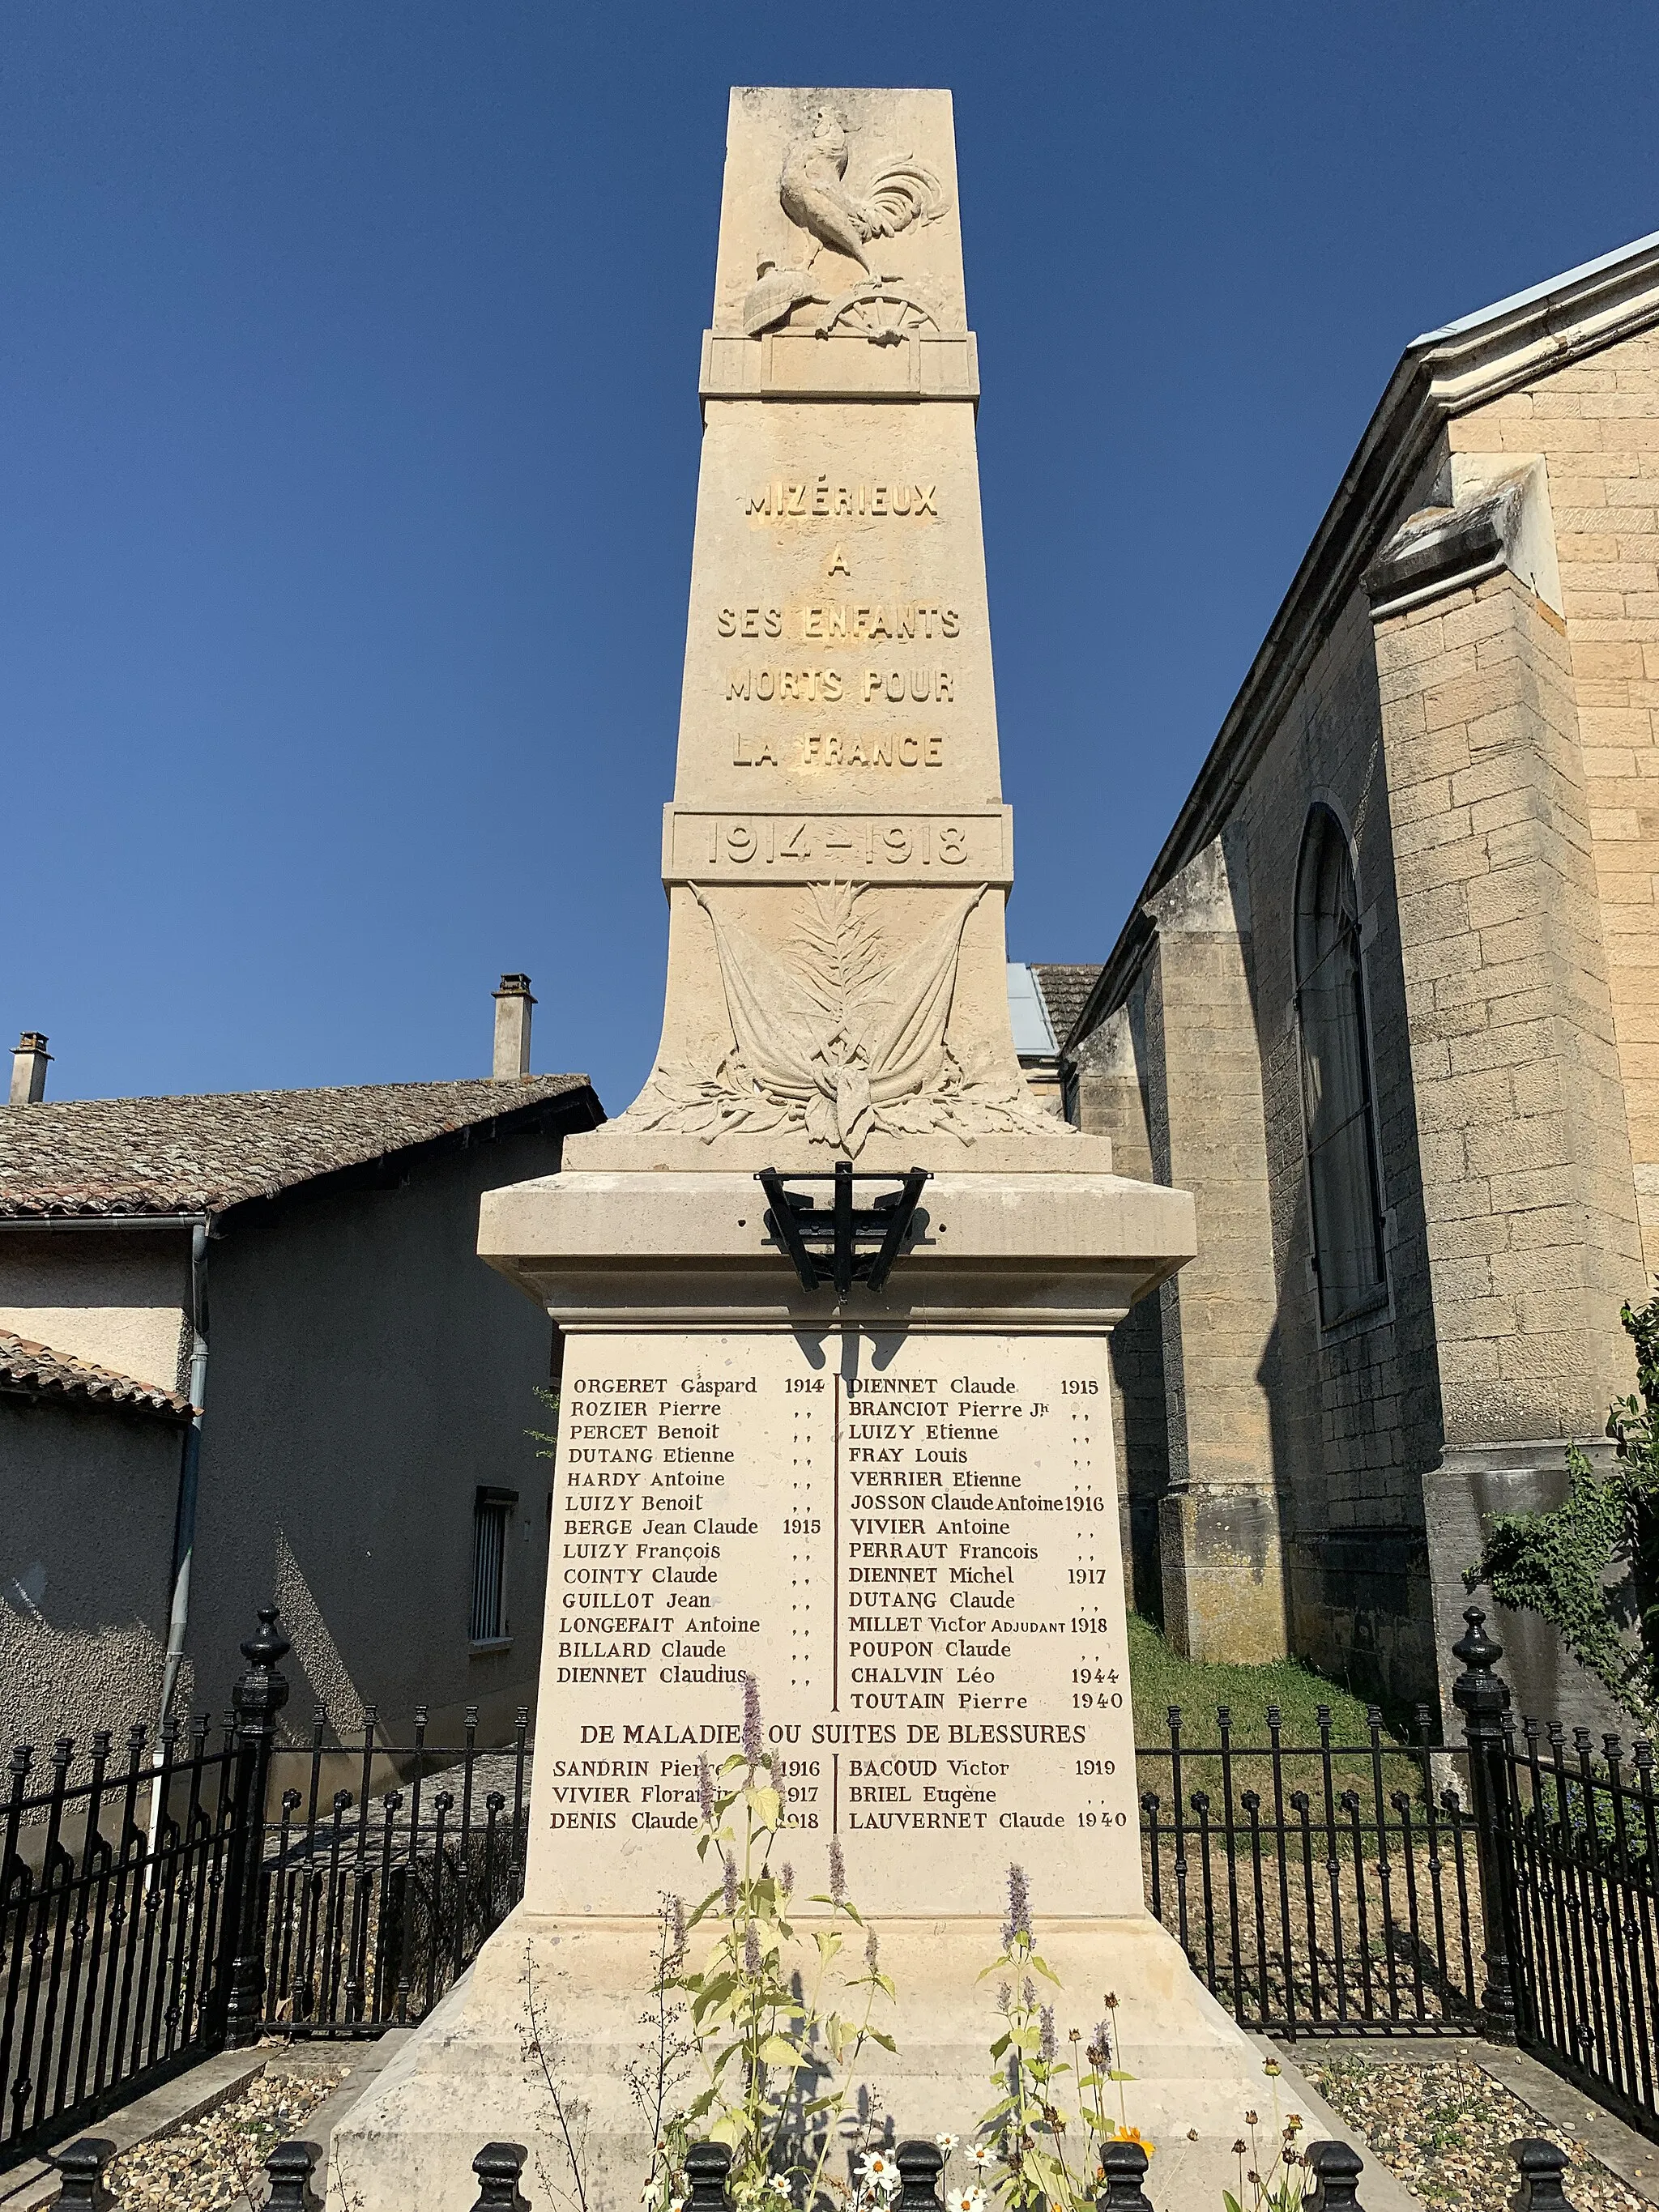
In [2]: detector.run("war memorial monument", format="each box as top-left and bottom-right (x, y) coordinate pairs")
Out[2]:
(339, 86), (1277, 2211)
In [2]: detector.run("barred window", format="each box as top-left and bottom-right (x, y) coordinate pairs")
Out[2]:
(470, 1488), (516, 1644)
(1294, 806), (1387, 1328)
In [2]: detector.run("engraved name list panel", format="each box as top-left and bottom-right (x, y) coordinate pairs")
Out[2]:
(531, 1329), (1140, 1918)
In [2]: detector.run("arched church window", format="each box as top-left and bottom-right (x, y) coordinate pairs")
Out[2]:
(1294, 806), (1387, 1326)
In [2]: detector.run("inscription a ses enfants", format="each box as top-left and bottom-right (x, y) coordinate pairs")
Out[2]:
(719, 605), (961, 641)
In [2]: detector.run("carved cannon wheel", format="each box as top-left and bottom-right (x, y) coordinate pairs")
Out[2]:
(817, 283), (940, 347)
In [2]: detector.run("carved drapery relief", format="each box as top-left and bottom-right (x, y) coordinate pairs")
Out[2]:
(742, 108), (952, 342)
(621, 882), (1070, 1157)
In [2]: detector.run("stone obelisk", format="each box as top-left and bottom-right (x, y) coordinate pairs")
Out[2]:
(339, 87), (1275, 2212)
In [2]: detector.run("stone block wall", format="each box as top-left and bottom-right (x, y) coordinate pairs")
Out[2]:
(1448, 338), (1659, 1278)
(1137, 844), (1286, 1664)
(1225, 586), (1444, 1708)
(1373, 568), (1642, 1447)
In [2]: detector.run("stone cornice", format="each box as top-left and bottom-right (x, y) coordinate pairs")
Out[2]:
(1066, 228), (1659, 1057)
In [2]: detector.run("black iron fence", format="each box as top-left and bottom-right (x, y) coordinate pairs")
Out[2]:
(8, 1599), (1659, 2168)
(1, 1611), (528, 2171)
(1454, 1608), (1659, 2140)
(1139, 1697), (1483, 2036)
(0, 1717), (241, 2168)
(48, 2126), (1422, 2212)
(257, 1704), (530, 2034)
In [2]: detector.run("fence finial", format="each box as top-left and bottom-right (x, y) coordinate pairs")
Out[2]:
(220, 1605), (294, 2048)
(265, 2140), (323, 2212)
(51, 2138), (115, 2212)
(896, 2141), (945, 2211)
(1097, 2137), (1154, 2211)
(1305, 2140), (1365, 2210)
(1450, 1605), (1518, 2039)
(471, 2142), (530, 2212)
(684, 2142), (733, 2212)
(1512, 2139), (1573, 2210)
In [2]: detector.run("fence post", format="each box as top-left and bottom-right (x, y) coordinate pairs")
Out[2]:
(266, 2140), (324, 2212)
(219, 1606), (292, 2047)
(1512, 2140), (1574, 2210)
(51, 2139), (115, 2212)
(1305, 2141), (1365, 2210)
(471, 2142), (530, 2212)
(896, 2141), (945, 2211)
(684, 2141), (733, 2212)
(1096, 2139), (1154, 2212)
(1451, 1605), (1518, 2040)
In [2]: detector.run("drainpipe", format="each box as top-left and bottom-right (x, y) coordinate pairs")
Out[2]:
(148, 1221), (209, 1856)
(160, 1221), (209, 1730)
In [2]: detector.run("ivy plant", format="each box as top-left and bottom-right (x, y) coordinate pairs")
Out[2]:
(1465, 1289), (1659, 1733)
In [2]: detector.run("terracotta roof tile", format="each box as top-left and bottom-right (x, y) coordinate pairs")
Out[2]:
(0, 1076), (597, 1220)
(0, 1332), (191, 1419)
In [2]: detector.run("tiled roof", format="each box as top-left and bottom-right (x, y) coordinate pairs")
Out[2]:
(0, 1332), (191, 1419)
(1030, 966), (1103, 1052)
(0, 1076), (598, 1221)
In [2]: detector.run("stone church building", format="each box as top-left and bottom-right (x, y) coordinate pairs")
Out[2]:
(1059, 228), (1659, 1722)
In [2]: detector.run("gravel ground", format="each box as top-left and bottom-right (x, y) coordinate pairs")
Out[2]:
(1303, 2054), (1648, 2212)
(105, 2060), (347, 2211)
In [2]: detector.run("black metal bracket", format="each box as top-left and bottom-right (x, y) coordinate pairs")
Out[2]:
(757, 1162), (930, 1298)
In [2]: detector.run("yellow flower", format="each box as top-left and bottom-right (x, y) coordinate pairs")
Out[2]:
(1111, 2126), (1155, 2159)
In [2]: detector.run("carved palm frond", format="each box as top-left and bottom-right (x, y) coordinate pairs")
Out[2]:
(792, 884), (886, 1026)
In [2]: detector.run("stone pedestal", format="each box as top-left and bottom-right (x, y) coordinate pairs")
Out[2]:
(335, 1912), (1292, 2212)
(334, 1174), (1291, 2212)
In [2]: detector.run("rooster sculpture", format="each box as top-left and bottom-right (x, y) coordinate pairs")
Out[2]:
(742, 108), (949, 338)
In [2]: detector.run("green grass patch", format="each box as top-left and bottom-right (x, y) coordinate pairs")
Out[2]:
(1125, 1613), (1395, 1744)
(1125, 1614), (1429, 1813)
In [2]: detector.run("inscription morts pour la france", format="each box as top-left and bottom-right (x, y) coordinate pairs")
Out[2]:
(335, 88), (1277, 2212)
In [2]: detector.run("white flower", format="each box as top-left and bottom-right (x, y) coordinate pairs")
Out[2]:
(936, 2135), (960, 2155)
(948, 2191), (987, 2212)
(967, 2146), (996, 2171)
(767, 2184), (791, 2202)
(858, 2154), (896, 2184)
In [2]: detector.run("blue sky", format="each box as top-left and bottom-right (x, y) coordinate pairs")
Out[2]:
(5, 3), (1657, 1114)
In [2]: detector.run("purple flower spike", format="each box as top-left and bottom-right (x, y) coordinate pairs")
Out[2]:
(723, 1854), (739, 1915)
(829, 1834), (847, 1903)
(742, 1673), (766, 1765)
(744, 1920), (761, 1973)
(697, 1754), (716, 1826)
(1039, 2006), (1056, 2065)
(1002, 1863), (1031, 1949)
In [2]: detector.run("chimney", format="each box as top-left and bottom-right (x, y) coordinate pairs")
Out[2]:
(10, 1033), (51, 1106)
(492, 975), (535, 1081)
